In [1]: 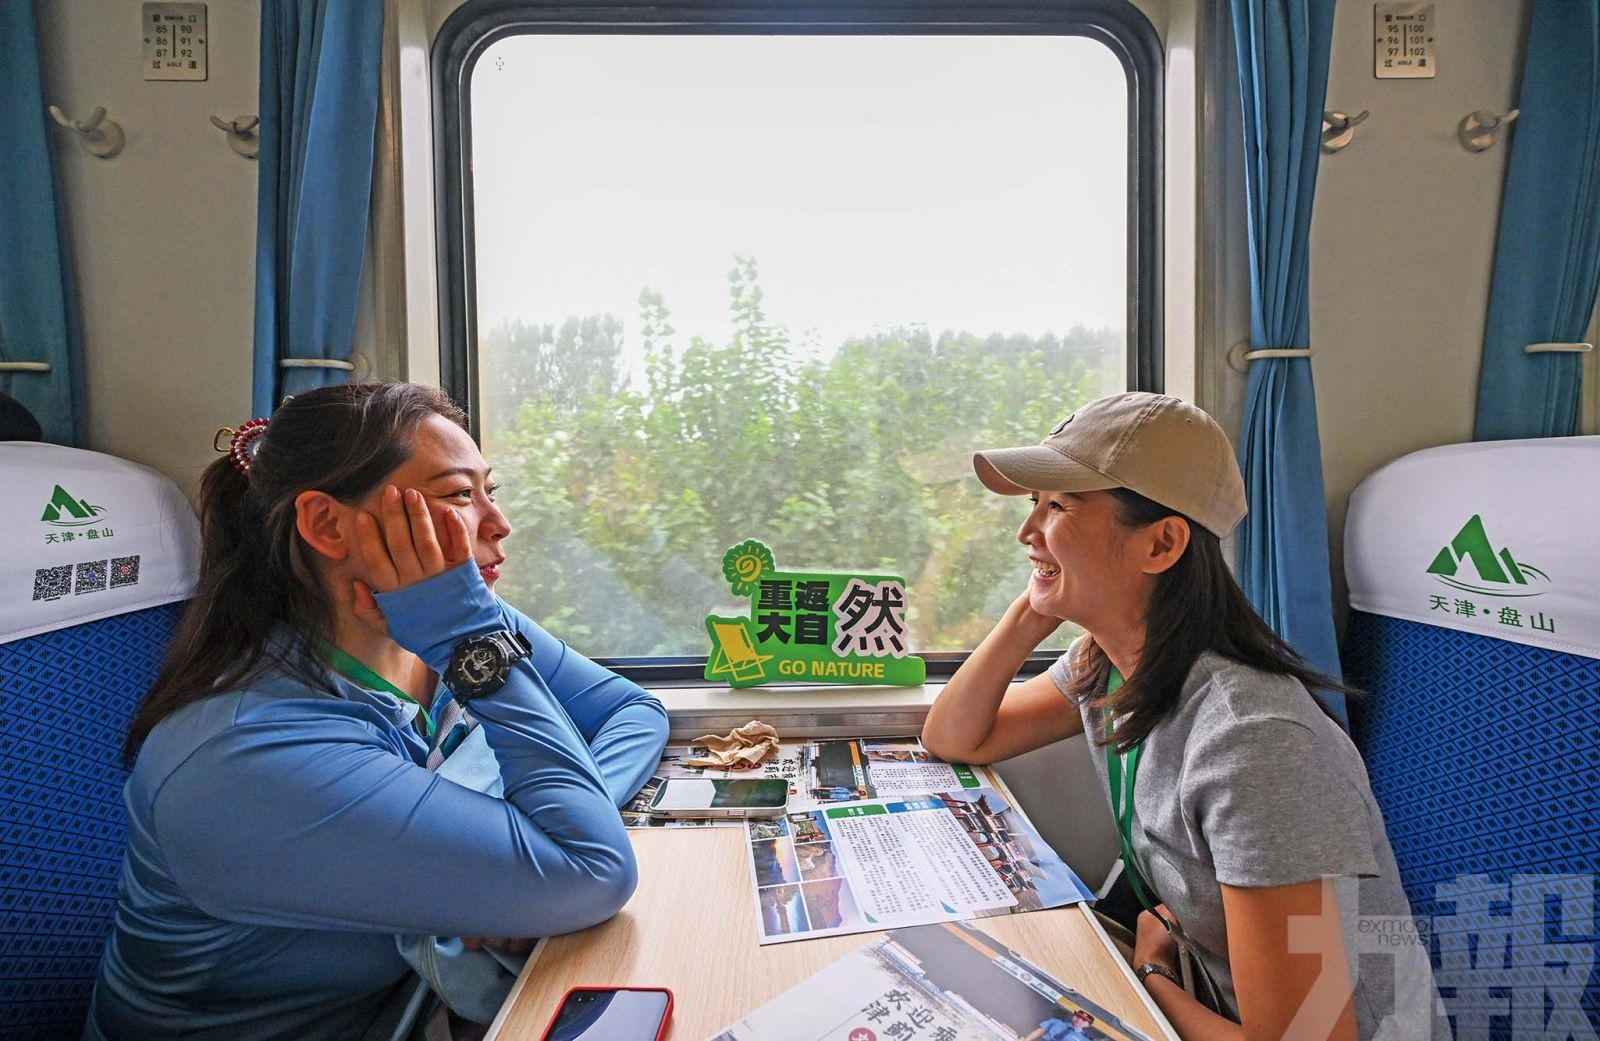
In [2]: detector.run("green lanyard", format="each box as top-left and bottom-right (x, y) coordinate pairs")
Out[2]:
(1105, 667), (1157, 912)
(311, 637), (436, 738)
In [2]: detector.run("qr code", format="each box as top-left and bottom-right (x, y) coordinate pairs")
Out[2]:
(75, 559), (109, 594)
(110, 555), (141, 589)
(33, 565), (72, 602)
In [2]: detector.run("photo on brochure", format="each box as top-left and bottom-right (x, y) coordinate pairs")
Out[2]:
(804, 737), (982, 806)
(743, 788), (1092, 945)
(710, 920), (1154, 1041)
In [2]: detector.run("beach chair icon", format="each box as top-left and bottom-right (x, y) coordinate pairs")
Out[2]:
(707, 619), (772, 683)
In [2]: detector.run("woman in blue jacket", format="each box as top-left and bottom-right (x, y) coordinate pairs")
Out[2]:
(85, 383), (669, 1041)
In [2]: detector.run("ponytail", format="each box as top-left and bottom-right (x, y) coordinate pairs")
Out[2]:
(125, 456), (321, 760)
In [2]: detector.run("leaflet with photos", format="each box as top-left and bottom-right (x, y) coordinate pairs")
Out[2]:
(743, 786), (1092, 945)
(710, 921), (1153, 1041)
(621, 738), (980, 830)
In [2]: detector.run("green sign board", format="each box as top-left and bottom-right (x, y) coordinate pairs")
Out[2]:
(704, 539), (927, 688)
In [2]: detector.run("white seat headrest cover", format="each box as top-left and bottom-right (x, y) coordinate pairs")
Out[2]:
(1345, 436), (1600, 660)
(1, 442), (200, 644)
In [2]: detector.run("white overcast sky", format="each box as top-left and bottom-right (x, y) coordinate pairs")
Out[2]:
(470, 34), (1127, 363)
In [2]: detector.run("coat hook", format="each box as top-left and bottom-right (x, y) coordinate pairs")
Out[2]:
(1459, 108), (1519, 152)
(1321, 110), (1370, 153)
(209, 114), (260, 159)
(47, 104), (125, 159)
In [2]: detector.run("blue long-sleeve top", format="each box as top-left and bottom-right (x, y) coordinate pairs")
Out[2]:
(84, 561), (669, 1041)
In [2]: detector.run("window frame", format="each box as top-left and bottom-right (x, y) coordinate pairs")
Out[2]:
(433, 0), (1164, 684)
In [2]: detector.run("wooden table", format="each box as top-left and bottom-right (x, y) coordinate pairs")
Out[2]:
(484, 825), (1174, 1040)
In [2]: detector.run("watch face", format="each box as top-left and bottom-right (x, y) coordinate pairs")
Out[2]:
(448, 632), (530, 700)
(457, 641), (504, 689)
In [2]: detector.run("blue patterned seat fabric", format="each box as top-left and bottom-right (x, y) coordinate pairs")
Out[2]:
(0, 602), (184, 1041)
(1345, 610), (1600, 1041)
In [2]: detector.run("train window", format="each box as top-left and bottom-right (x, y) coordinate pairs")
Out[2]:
(436, 5), (1162, 680)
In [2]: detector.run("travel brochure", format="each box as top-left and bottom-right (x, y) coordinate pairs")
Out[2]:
(709, 921), (1153, 1041)
(616, 736), (1092, 945)
(619, 738), (983, 829)
(743, 787), (1092, 945)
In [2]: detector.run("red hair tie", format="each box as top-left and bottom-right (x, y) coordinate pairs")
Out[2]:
(212, 418), (270, 475)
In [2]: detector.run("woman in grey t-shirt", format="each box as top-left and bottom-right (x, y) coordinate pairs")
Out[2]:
(922, 392), (1448, 1041)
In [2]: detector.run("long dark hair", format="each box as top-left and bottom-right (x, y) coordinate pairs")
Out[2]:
(1063, 488), (1355, 753)
(125, 383), (468, 761)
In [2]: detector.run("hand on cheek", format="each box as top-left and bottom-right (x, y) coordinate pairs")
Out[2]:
(422, 500), (467, 560)
(351, 485), (471, 598)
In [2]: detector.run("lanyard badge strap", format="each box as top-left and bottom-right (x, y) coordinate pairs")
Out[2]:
(1105, 667), (1160, 915)
(311, 636), (438, 738)
(1109, 736), (1156, 910)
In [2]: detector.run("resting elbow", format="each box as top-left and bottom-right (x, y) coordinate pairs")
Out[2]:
(919, 730), (982, 767)
(599, 845), (640, 916)
(560, 844), (639, 934)
(642, 702), (670, 748)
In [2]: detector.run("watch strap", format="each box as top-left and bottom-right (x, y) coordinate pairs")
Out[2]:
(1136, 962), (1181, 987)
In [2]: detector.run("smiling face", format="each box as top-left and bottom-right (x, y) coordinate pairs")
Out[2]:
(354, 414), (512, 589)
(1016, 489), (1157, 638)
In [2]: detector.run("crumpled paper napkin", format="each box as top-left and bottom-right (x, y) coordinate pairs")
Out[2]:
(684, 720), (779, 769)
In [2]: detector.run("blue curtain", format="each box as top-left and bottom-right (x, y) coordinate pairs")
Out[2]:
(1230, 0), (1345, 725)
(252, 1), (384, 418)
(1474, 0), (1600, 441)
(0, 2), (84, 446)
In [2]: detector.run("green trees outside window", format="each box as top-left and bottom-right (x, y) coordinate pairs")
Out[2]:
(480, 258), (1117, 659)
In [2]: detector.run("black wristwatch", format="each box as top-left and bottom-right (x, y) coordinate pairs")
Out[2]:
(1136, 962), (1181, 988)
(443, 630), (532, 703)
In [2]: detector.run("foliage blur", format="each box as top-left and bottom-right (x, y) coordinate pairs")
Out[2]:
(479, 258), (1118, 658)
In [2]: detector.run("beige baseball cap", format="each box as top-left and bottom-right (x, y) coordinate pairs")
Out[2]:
(972, 392), (1247, 537)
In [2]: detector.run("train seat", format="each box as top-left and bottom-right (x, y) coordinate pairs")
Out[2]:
(0, 442), (200, 1041)
(1343, 436), (1600, 1038)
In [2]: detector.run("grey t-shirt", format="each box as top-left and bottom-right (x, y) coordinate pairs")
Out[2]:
(1049, 648), (1450, 1041)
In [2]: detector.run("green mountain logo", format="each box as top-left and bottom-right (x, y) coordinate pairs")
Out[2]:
(40, 485), (107, 527)
(1426, 515), (1548, 597)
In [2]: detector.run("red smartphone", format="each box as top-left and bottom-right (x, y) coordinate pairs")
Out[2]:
(538, 986), (673, 1041)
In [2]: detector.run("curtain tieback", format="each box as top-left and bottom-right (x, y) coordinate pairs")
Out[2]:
(1524, 342), (1592, 354)
(278, 351), (370, 379)
(1226, 343), (1314, 372)
(0, 361), (52, 373)
(279, 358), (355, 371)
